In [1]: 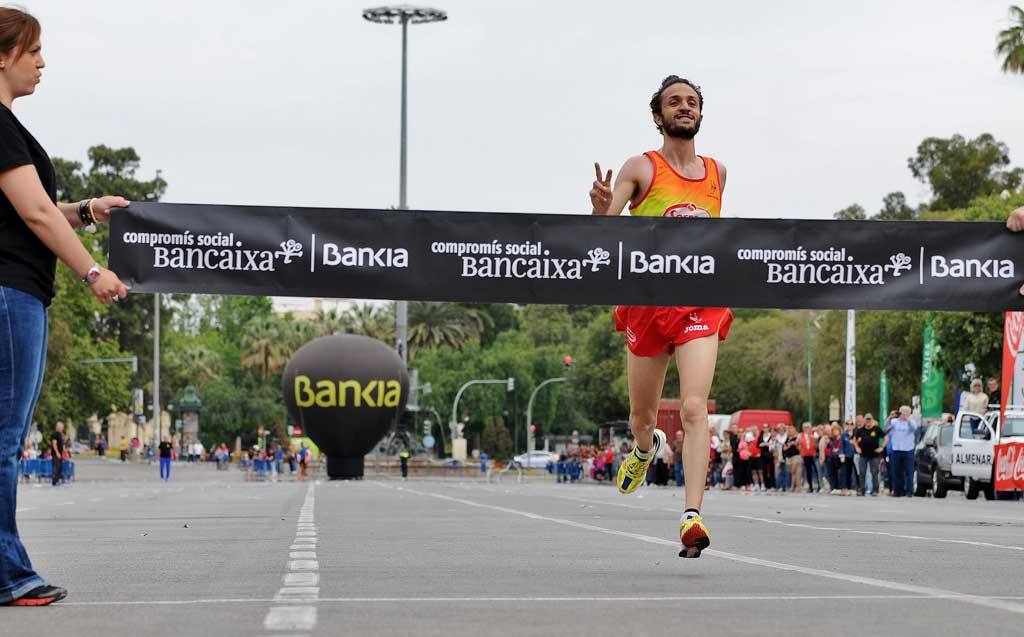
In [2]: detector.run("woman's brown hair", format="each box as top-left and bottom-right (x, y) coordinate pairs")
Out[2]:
(0, 7), (40, 58)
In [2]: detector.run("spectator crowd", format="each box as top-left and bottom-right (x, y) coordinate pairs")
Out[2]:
(547, 408), (925, 497)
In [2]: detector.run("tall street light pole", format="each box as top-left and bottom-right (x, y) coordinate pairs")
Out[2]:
(807, 316), (813, 424)
(153, 294), (161, 455)
(363, 5), (447, 366)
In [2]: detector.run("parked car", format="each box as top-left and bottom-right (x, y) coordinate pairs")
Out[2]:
(914, 422), (944, 497)
(915, 410), (998, 499)
(512, 450), (559, 469)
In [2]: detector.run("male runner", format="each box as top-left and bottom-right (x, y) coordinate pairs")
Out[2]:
(590, 75), (731, 558)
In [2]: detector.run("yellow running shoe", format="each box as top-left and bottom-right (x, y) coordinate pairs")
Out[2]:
(678, 514), (711, 558)
(616, 428), (665, 494)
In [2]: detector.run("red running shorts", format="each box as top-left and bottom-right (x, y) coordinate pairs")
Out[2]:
(613, 306), (733, 357)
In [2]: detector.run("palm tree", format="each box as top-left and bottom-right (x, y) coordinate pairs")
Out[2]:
(163, 342), (222, 392)
(344, 303), (394, 341)
(313, 307), (351, 337)
(176, 344), (222, 388)
(406, 302), (493, 359)
(241, 316), (291, 379)
(282, 318), (318, 354)
(997, 5), (1024, 74)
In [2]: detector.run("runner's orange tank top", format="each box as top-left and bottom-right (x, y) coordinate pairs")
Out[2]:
(629, 151), (722, 218)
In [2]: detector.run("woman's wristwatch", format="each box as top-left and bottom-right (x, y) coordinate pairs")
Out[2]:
(82, 263), (102, 286)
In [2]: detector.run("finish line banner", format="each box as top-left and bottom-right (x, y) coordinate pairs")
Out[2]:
(109, 203), (1024, 311)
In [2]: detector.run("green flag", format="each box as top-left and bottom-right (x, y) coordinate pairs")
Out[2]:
(879, 369), (890, 422)
(921, 317), (944, 418)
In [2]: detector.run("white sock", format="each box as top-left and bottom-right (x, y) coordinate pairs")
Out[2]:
(680, 509), (700, 522)
(633, 446), (651, 460)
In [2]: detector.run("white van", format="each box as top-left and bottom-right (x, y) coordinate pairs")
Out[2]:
(928, 408), (1024, 499)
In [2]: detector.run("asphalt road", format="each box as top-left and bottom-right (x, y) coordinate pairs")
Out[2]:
(10, 458), (1024, 636)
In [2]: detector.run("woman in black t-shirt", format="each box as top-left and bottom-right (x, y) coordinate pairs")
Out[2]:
(0, 7), (130, 608)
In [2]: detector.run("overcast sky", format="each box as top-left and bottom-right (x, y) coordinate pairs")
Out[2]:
(17, 0), (1024, 221)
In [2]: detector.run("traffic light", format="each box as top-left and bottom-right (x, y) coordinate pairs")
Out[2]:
(529, 424), (537, 433)
(563, 355), (573, 371)
(507, 377), (515, 392)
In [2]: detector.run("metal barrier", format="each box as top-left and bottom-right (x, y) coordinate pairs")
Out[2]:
(19, 458), (75, 482)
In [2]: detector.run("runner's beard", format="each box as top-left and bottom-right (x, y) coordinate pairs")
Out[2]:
(664, 117), (701, 139)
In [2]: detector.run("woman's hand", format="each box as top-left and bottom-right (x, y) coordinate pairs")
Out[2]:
(88, 267), (129, 305)
(1006, 206), (1024, 232)
(89, 196), (130, 223)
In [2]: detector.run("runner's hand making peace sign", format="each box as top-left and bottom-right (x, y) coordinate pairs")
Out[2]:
(590, 162), (613, 214)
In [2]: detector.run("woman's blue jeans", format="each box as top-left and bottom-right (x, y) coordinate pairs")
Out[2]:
(0, 286), (48, 602)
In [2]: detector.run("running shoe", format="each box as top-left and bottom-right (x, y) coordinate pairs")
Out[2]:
(679, 515), (711, 558)
(4, 585), (67, 606)
(616, 428), (665, 494)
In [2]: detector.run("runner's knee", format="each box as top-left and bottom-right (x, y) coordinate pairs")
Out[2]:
(680, 396), (708, 427)
(629, 409), (657, 432)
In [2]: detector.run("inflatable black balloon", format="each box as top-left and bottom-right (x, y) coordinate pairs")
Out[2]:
(282, 335), (408, 479)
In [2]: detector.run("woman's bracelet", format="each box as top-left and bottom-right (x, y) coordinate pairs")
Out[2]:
(77, 198), (97, 226)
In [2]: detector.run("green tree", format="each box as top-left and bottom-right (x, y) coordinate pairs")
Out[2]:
(312, 306), (351, 337)
(460, 303), (520, 347)
(908, 134), (1023, 210)
(344, 303), (394, 341)
(713, 310), (806, 416)
(873, 191), (916, 220)
(407, 302), (492, 358)
(931, 312), (1003, 386)
(997, 5), (1024, 74)
(164, 341), (222, 389)
(833, 204), (866, 220)
(54, 146), (167, 203)
(480, 416), (512, 457)
(193, 377), (287, 450)
(211, 296), (274, 344)
(572, 310), (628, 424)
(241, 316), (291, 380)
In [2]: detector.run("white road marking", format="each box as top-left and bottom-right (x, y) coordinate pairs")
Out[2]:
(274, 587), (319, 602)
(63, 598), (278, 606)
(489, 485), (1024, 555)
(730, 514), (1024, 552)
(265, 484), (318, 634)
(284, 573), (319, 587)
(55, 594), (1024, 607)
(15, 507), (34, 513)
(391, 485), (1024, 616)
(263, 606), (316, 630)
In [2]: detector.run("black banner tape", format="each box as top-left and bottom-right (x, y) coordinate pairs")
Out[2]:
(108, 202), (1024, 311)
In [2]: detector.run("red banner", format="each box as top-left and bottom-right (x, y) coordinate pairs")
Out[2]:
(994, 442), (1024, 491)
